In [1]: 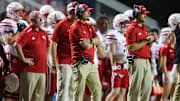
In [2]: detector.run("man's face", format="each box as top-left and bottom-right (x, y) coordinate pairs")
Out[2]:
(149, 32), (159, 41)
(119, 23), (128, 33)
(15, 9), (23, 19)
(81, 11), (90, 21)
(98, 19), (109, 33)
(137, 13), (147, 23)
(31, 13), (42, 28)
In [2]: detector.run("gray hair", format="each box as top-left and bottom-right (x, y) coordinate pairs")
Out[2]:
(29, 11), (40, 21)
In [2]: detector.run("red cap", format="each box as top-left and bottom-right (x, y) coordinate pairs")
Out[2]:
(140, 5), (150, 14)
(79, 4), (94, 12)
(67, 1), (79, 12)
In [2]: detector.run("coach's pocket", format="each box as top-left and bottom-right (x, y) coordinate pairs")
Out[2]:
(128, 64), (133, 75)
(71, 61), (81, 73)
(128, 62), (136, 75)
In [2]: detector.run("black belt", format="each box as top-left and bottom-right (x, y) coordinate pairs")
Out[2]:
(73, 56), (90, 67)
(80, 56), (90, 64)
(127, 55), (134, 64)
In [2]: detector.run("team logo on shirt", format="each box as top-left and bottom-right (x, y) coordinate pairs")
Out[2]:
(138, 32), (142, 36)
(32, 37), (36, 40)
(169, 49), (172, 52)
(83, 31), (86, 34)
(118, 74), (125, 78)
(89, 29), (92, 32)
(67, 29), (69, 32)
(42, 35), (46, 40)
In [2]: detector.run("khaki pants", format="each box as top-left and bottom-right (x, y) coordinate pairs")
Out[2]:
(19, 72), (46, 101)
(127, 59), (152, 101)
(56, 64), (74, 101)
(172, 64), (180, 101)
(72, 61), (102, 101)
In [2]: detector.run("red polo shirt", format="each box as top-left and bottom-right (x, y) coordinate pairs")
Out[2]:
(126, 21), (151, 59)
(160, 43), (175, 71)
(69, 20), (97, 64)
(16, 25), (50, 73)
(51, 17), (72, 64)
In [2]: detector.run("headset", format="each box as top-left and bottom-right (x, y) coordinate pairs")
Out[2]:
(133, 4), (141, 18)
(75, 4), (84, 19)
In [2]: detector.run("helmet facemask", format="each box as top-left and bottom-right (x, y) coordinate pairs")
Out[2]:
(6, 2), (24, 20)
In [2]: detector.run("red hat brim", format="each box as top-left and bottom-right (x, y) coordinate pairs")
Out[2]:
(142, 10), (151, 14)
(86, 8), (94, 11)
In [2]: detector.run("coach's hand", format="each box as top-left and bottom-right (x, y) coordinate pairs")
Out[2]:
(52, 63), (58, 72)
(147, 35), (155, 43)
(79, 38), (93, 49)
(23, 58), (34, 66)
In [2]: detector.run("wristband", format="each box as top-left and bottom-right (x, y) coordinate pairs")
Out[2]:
(90, 38), (93, 44)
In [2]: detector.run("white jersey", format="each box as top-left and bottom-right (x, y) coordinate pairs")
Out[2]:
(151, 41), (161, 60)
(96, 30), (113, 58)
(106, 30), (128, 59)
(41, 26), (54, 39)
(93, 30), (112, 67)
(1, 19), (29, 56)
(151, 41), (161, 75)
(0, 19), (18, 35)
(93, 46), (98, 68)
(41, 26), (54, 68)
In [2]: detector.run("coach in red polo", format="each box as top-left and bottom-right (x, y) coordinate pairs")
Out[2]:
(51, 1), (78, 101)
(69, 4), (102, 101)
(126, 4), (155, 101)
(15, 11), (50, 101)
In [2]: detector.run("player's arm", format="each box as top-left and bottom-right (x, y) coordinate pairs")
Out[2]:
(96, 42), (105, 58)
(51, 40), (57, 65)
(109, 43), (116, 66)
(47, 44), (50, 56)
(159, 45), (170, 83)
(3, 31), (21, 44)
(160, 56), (169, 82)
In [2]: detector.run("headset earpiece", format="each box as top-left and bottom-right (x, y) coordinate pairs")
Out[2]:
(75, 4), (82, 19)
(133, 4), (141, 18)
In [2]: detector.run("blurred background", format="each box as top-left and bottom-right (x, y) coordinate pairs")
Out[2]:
(0, 0), (179, 31)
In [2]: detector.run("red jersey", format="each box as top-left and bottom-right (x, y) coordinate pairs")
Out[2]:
(16, 25), (50, 73)
(51, 17), (72, 64)
(69, 20), (97, 64)
(160, 43), (175, 71)
(126, 21), (151, 59)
